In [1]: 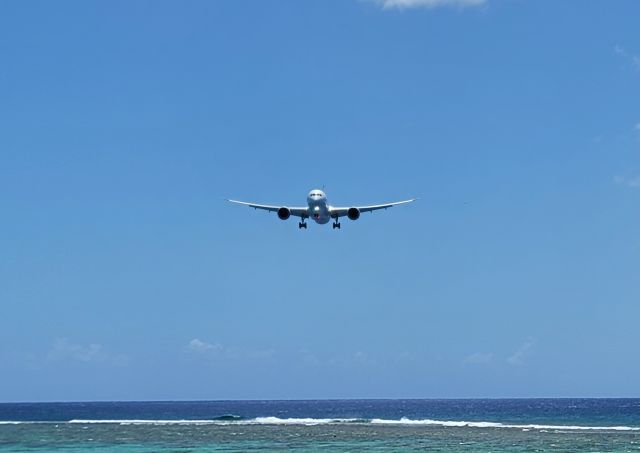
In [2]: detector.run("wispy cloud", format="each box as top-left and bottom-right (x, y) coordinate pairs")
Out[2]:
(614, 175), (640, 188)
(186, 338), (275, 361)
(613, 45), (640, 70)
(367, 0), (486, 10)
(187, 338), (224, 355)
(507, 338), (535, 365)
(396, 351), (413, 362)
(323, 350), (379, 367)
(612, 123), (640, 188)
(353, 351), (374, 365)
(464, 352), (493, 364)
(46, 338), (128, 366)
(297, 349), (381, 367)
(299, 349), (321, 366)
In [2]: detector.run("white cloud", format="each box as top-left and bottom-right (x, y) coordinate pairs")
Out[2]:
(241, 347), (276, 361)
(464, 352), (493, 364)
(46, 338), (128, 365)
(612, 123), (640, 189)
(327, 350), (378, 367)
(369, 0), (486, 10)
(507, 338), (535, 365)
(614, 45), (640, 70)
(186, 339), (274, 361)
(615, 175), (640, 188)
(353, 351), (375, 365)
(299, 349), (321, 366)
(187, 338), (223, 355)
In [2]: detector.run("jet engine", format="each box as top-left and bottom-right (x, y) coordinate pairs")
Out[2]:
(277, 207), (291, 220)
(347, 207), (360, 221)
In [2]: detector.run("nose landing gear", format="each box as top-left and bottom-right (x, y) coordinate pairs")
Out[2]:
(332, 221), (341, 230)
(298, 221), (307, 229)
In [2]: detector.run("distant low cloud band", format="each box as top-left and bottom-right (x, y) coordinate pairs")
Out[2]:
(369, 0), (486, 10)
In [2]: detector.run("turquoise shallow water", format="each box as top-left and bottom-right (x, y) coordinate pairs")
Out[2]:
(2, 424), (640, 452)
(2, 400), (640, 452)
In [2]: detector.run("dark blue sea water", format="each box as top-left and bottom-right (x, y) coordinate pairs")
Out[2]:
(1, 399), (639, 452)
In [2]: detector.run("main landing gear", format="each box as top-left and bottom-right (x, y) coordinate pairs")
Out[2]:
(298, 221), (307, 229)
(332, 220), (341, 230)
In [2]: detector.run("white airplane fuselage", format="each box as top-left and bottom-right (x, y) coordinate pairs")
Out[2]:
(307, 189), (331, 224)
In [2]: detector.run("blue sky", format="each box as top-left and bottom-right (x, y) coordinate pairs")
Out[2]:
(1, 0), (639, 402)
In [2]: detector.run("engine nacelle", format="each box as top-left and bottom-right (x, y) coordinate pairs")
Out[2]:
(347, 207), (360, 221)
(277, 207), (291, 220)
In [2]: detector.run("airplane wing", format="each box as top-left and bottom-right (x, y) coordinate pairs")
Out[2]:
(227, 200), (309, 218)
(330, 198), (416, 218)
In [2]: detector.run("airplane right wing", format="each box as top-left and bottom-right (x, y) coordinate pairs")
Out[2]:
(329, 198), (416, 218)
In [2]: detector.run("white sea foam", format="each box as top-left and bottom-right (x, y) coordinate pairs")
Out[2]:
(0, 421), (55, 425)
(370, 417), (640, 431)
(6, 417), (632, 431)
(68, 419), (224, 425)
(250, 417), (358, 426)
(67, 417), (358, 426)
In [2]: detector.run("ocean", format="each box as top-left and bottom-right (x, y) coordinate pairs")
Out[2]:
(1, 399), (639, 452)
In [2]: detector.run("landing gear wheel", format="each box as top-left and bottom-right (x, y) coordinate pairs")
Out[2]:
(298, 222), (307, 229)
(332, 222), (341, 230)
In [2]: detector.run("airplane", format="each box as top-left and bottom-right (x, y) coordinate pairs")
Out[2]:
(228, 189), (415, 229)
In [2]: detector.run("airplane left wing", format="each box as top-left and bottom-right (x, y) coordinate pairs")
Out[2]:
(227, 200), (309, 218)
(330, 198), (416, 218)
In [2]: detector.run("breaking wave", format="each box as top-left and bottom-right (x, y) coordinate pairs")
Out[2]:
(67, 417), (360, 426)
(2, 417), (638, 431)
(43, 415), (640, 431)
(369, 417), (640, 431)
